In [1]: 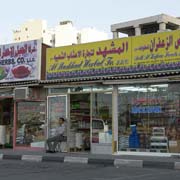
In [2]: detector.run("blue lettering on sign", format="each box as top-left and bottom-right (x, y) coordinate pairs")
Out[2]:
(131, 106), (162, 114)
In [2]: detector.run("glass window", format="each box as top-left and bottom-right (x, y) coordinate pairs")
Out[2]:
(118, 83), (180, 153)
(16, 101), (46, 148)
(47, 95), (67, 137)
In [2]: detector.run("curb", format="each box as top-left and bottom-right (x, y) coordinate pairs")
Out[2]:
(0, 153), (179, 170)
(114, 159), (143, 168)
(143, 160), (174, 169)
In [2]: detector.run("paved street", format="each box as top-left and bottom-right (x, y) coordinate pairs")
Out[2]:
(0, 160), (179, 180)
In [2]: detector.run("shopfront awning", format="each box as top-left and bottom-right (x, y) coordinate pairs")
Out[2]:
(0, 80), (40, 88)
(40, 70), (180, 85)
(0, 70), (179, 88)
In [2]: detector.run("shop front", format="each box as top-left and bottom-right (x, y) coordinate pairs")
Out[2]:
(0, 39), (48, 150)
(46, 85), (113, 154)
(45, 80), (180, 155)
(14, 87), (47, 150)
(45, 29), (180, 155)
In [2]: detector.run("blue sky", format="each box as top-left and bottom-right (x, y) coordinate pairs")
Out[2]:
(0, 0), (180, 43)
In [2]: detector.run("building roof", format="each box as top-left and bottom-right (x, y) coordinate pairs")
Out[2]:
(111, 14), (180, 35)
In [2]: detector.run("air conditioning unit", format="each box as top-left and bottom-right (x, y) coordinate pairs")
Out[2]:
(14, 87), (29, 100)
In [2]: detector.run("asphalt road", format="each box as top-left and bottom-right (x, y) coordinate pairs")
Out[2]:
(0, 160), (179, 180)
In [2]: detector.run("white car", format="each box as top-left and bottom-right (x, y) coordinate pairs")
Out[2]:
(92, 119), (106, 143)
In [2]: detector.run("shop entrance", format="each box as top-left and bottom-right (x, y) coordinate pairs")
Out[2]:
(0, 98), (13, 148)
(70, 93), (91, 152)
(69, 92), (112, 153)
(47, 86), (113, 153)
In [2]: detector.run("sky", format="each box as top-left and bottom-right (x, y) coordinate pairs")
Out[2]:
(0, 0), (180, 43)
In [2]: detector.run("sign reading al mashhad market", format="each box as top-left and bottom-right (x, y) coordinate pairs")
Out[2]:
(46, 30), (180, 80)
(0, 40), (42, 82)
(46, 38), (131, 79)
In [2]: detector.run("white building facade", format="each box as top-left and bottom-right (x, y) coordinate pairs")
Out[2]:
(13, 20), (108, 47)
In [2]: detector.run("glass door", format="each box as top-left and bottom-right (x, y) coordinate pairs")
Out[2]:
(0, 98), (13, 148)
(47, 95), (67, 138)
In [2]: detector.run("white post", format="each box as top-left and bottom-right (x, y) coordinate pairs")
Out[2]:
(159, 22), (166, 31)
(134, 25), (141, 36)
(112, 85), (118, 153)
(113, 31), (119, 39)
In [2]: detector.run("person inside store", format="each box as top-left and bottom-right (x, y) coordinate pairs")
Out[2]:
(46, 117), (67, 153)
(24, 128), (34, 145)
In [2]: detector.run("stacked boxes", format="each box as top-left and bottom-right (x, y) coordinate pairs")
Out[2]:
(150, 127), (168, 152)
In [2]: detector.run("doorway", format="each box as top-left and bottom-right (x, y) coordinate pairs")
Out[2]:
(0, 98), (13, 148)
(70, 94), (90, 151)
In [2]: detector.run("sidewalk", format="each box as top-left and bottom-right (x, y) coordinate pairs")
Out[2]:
(0, 149), (180, 170)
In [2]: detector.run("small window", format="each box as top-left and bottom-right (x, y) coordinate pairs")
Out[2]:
(43, 30), (45, 33)
(25, 27), (28, 31)
(18, 37), (20, 40)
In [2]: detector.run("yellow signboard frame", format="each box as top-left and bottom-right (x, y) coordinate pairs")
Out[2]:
(46, 38), (131, 79)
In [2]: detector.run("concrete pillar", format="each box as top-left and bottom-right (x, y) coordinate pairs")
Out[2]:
(112, 85), (118, 153)
(134, 25), (141, 36)
(159, 22), (166, 31)
(112, 31), (119, 39)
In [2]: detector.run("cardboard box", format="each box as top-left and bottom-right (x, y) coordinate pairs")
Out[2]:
(169, 140), (180, 153)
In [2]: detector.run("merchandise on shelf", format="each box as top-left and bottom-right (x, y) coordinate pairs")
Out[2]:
(70, 98), (90, 150)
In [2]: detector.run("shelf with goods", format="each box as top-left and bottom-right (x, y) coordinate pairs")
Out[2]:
(70, 118), (90, 133)
(71, 114), (90, 128)
(70, 106), (90, 150)
(70, 118), (90, 150)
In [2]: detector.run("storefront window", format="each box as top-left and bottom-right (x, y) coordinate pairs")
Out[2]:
(16, 101), (46, 148)
(92, 92), (112, 144)
(118, 83), (180, 153)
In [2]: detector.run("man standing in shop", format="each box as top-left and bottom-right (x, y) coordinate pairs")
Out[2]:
(46, 117), (66, 153)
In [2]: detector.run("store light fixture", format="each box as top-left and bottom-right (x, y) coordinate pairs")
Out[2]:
(150, 84), (168, 88)
(103, 78), (170, 85)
